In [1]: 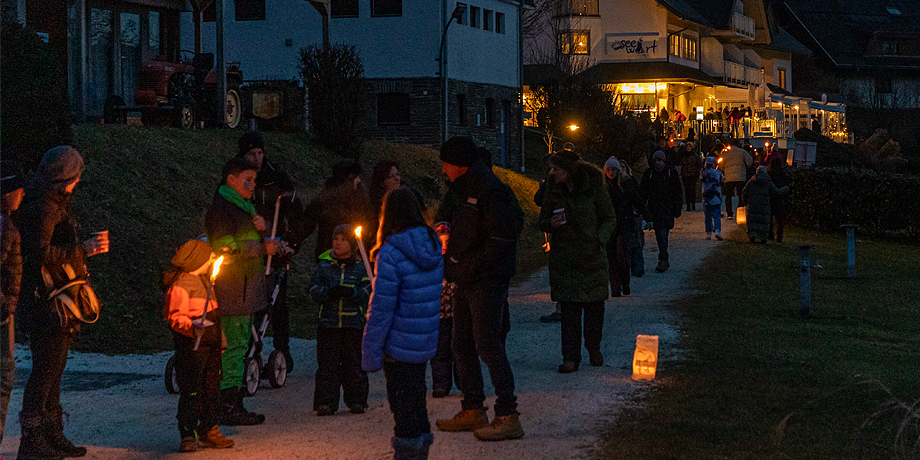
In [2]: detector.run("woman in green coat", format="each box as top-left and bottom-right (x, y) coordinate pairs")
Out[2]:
(539, 150), (616, 374)
(742, 166), (788, 243)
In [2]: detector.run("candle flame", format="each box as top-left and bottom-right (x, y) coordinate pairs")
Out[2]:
(211, 256), (224, 280)
(355, 226), (362, 238)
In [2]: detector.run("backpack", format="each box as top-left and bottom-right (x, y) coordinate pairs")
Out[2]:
(41, 262), (100, 328)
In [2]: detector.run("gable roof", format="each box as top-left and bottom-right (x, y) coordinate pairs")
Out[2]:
(657, 0), (734, 29)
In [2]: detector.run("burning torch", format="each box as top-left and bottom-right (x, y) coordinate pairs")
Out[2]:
(354, 226), (375, 283)
(193, 255), (223, 351)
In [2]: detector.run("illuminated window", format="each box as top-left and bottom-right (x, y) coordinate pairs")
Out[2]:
(556, 0), (598, 16)
(669, 34), (679, 56)
(331, 0), (359, 18)
(560, 30), (589, 55)
(496, 12), (505, 33)
(777, 68), (787, 89)
(682, 35), (697, 61)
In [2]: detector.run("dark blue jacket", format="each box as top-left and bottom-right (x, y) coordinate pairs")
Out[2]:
(309, 251), (371, 329)
(362, 227), (443, 372)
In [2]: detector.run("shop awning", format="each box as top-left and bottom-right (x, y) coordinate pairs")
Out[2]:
(809, 101), (846, 113)
(578, 61), (720, 87)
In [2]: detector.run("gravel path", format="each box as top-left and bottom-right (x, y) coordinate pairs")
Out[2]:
(2, 210), (723, 459)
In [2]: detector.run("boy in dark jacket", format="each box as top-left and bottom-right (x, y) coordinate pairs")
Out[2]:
(310, 224), (371, 416)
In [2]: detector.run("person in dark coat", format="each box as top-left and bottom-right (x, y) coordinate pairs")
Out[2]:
(303, 160), (374, 259)
(679, 142), (703, 211)
(603, 157), (650, 298)
(434, 136), (524, 442)
(539, 150), (615, 374)
(742, 166), (789, 243)
(205, 157), (277, 426)
(17, 146), (109, 459)
(766, 155), (789, 242)
(236, 131), (302, 372)
(640, 150), (684, 273)
(1, 164), (26, 448)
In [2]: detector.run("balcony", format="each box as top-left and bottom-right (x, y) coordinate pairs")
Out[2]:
(711, 12), (755, 41)
(723, 61), (762, 86)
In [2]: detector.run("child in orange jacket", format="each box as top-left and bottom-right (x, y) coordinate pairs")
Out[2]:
(162, 240), (233, 453)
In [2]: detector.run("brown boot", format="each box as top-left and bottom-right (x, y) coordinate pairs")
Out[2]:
(474, 412), (524, 441)
(435, 408), (489, 432)
(178, 437), (197, 453)
(198, 426), (234, 449)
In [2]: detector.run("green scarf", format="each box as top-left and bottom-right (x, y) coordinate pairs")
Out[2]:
(218, 185), (256, 216)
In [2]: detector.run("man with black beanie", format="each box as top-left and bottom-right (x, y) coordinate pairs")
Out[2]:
(434, 136), (525, 442)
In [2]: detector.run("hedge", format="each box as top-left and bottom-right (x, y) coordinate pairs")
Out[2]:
(786, 167), (920, 238)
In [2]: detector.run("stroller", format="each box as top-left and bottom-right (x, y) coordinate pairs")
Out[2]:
(164, 265), (291, 395)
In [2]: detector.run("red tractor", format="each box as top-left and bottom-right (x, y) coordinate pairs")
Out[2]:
(105, 51), (244, 129)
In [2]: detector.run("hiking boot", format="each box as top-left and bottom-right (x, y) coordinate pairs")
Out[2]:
(198, 426), (234, 449)
(557, 361), (578, 373)
(178, 437), (197, 453)
(17, 412), (64, 460)
(539, 311), (561, 323)
(393, 433), (433, 460)
(715, 232), (723, 240)
(622, 285), (630, 296)
(348, 404), (367, 415)
(220, 388), (265, 426)
(589, 350), (604, 367)
(435, 408), (489, 432)
(315, 404), (336, 416)
(655, 261), (669, 273)
(47, 405), (87, 458)
(473, 413), (524, 441)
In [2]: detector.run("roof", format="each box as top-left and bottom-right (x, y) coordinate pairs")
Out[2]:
(782, 0), (920, 68)
(761, 24), (812, 55)
(578, 61), (721, 86)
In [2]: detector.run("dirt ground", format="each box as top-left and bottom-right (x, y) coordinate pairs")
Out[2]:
(2, 209), (724, 459)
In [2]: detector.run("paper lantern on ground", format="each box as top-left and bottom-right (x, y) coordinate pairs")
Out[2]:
(736, 206), (747, 225)
(632, 335), (659, 380)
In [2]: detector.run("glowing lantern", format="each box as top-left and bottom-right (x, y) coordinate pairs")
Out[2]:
(632, 335), (659, 380)
(736, 206), (747, 225)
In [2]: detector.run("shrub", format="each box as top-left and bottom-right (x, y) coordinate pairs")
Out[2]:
(1, 18), (72, 167)
(298, 44), (365, 159)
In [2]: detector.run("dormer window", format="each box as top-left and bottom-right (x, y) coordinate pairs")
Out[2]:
(886, 7), (901, 15)
(882, 41), (899, 56)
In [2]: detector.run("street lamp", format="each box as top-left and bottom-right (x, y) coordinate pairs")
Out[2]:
(439, 4), (467, 143)
(568, 124), (579, 131)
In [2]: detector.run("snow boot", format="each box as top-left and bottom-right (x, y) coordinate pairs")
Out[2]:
(47, 405), (87, 457)
(178, 436), (197, 453)
(16, 411), (64, 460)
(392, 433), (433, 460)
(197, 426), (234, 449)
(473, 412), (524, 441)
(435, 408), (489, 432)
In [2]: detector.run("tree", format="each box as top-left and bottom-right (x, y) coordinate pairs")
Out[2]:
(299, 44), (366, 159)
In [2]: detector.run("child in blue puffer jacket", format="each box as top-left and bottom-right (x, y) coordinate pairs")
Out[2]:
(363, 188), (443, 460)
(310, 224), (371, 416)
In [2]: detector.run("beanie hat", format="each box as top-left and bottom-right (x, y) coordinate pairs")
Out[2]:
(38, 146), (84, 186)
(757, 165), (768, 174)
(238, 131), (264, 156)
(1, 161), (27, 194)
(604, 157), (622, 172)
(549, 148), (581, 176)
(172, 240), (212, 272)
(440, 136), (479, 167)
(332, 224), (358, 253)
(705, 156), (716, 167)
(652, 150), (667, 163)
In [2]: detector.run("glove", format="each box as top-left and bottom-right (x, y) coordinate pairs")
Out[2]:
(643, 221), (654, 231)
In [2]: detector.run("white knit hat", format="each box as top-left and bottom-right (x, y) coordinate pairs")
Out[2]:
(604, 157), (622, 171)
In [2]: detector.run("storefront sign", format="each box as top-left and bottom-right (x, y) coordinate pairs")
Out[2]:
(606, 33), (661, 58)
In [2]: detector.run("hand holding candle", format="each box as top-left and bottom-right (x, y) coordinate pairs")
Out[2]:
(193, 255), (222, 350)
(354, 226), (374, 283)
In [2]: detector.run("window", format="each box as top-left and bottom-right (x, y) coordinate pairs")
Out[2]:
(483, 9), (492, 31)
(235, 0), (265, 21)
(777, 68), (787, 89)
(457, 94), (467, 126)
(485, 98), (495, 127)
(559, 30), (589, 55)
(371, 0), (402, 17)
(331, 0), (359, 18)
(682, 35), (697, 61)
(669, 34), (679, 56)
(556, 0), (598, 16)
(203, 2), (215, 22)
(456, 2), (466, 25)
(496, 12), (505, 33)
(149, 12), (160, 55)
(377, 93), (410, 125)
(469, 6), (479, 28)
(876, 76), (893, 93)
(882, 41), (899, 55)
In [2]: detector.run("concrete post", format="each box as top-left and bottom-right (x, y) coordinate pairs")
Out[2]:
(842, 224), (858, 279)
(799, 245), (813, 318)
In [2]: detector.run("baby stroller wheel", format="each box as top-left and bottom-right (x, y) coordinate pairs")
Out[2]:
(244, 356), (263, 396)
(267, 349), (288, 388)
(165, 355), (179, 394)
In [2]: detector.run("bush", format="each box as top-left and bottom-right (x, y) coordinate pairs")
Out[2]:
(786, 167), (920, 238)
(1, 18), (72, 167)
(298, 44), (365, 159)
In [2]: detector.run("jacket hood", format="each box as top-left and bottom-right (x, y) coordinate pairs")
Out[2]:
(754, 170), (771, 184)
(386, 227), (442, 271)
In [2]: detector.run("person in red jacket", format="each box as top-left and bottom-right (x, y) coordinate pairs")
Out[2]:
(162, 239), (234, 453)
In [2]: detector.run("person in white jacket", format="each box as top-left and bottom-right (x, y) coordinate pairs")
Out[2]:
(718, 139), (752, 219)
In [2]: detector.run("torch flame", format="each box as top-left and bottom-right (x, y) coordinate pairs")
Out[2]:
(211, 256), (224, 280)
(355, 226), (362, 238)
(717, 157), (724, 164)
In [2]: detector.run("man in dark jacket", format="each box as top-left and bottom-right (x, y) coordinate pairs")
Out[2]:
(434, 136), (524, 442)
(640, 150), (684, 273)
(205, 157), (277, 426)
(236, 131), (302, 371)
(1, 165), (25, 448)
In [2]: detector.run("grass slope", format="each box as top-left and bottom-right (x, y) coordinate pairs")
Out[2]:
(597, 226), (920, 459)
(65, 124), (542, 354)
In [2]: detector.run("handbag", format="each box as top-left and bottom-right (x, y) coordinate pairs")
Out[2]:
(41, 263), (100, 328)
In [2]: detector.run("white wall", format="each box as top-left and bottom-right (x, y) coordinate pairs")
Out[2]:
(445, 1), (521, 86)
(700, 37), (723, 76)
(598, 0), (667, 62)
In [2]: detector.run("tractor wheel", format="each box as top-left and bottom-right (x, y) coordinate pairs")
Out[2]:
(225, 88), (242, 129)
(173, 100), (195, 130)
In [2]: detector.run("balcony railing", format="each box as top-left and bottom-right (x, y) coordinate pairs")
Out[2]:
(712, 12), (755, 40)
(723, 61), (762, 86)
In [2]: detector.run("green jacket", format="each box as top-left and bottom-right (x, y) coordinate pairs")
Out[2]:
(539, 162), (616, 302)
(309, 251), (371, 329)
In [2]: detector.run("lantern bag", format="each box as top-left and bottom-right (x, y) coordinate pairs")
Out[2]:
(41, 262), (101, 328)
(736, 206), (747, 225)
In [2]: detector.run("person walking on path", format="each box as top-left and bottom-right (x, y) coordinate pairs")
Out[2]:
(205, 157), (277, 427)
(742, 166), (789, 244)
(719, 139), (752, 220)
(17, 146), (109, 460)
(766, 155), (789, 242)
(236, 131), (301, 372)
(539, 149), (615, 374)
(1, 164), (26, 450)
(679, 142), (703, 211)
(310, 225), (371, 417)
(362, 187), (443, 460)
(434, 136), (524, 442)
(603, 157), (650, 298)
(640, 150), (684, 273)
(700, 156), (725, 240)
(161, 240), (233, 453)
